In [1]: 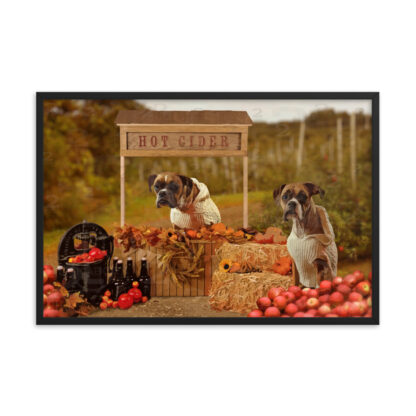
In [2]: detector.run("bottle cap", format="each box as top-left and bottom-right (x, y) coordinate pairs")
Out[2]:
(117, 260), (123, 264)
(57, 265), (64, 270)
(113, 256), (119, 260)
(141, 257), (147, 261)
(67, 268), (74, 273)
(127, 257), (132, 261)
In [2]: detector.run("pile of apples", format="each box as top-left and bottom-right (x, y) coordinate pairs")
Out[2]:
(43, 265), (66, 317)
(248, 270), (372, 318)
(99, 282), (148, 311)
(68, 247), (107, 264)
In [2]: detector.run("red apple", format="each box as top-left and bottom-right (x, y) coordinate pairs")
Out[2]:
(247, 309), (264, 317)
(337, 284), (351, 298)
(305, 309), (318, 316)
(43, 308), (60, 318)
(293, 312), (305, 317)
(285, 303), (298, 316)
(43, 284), (55, 296)
(283, 291), (296, 303)
(359, 300), (369, 314)
(343, 274), (357, 288)
(306, 297), (320, 309)
(353, 270), (365, 282)
(319, 280), (332, 294)
(43, 271), (48, 284)
(367, 297), (372, 308)
(307, 289), (319, 298)
(43, 265), (54, 271)
(288, 285), (302, 299)
(43, 267), (56, 283)
(268, 287), (285, 300)
(46, 291), (64, 309)
(301, 288), (311, 296)
(318, 294), (330, 304)
(264, 306), (281, 317)
(348, 292), (363, 302)
(332, 276), (343, 288)
(335, 303), (350, 317)
(273, 295), (287, 310)
(326, 313), (339, 317)
(355, 281), (371, 297)
(256, 297), (272, 311)
(318, 304), (331, 316)
(349, 301), (364, 317)
(295, 296), (308, 311)
(329, 291), (344, 306)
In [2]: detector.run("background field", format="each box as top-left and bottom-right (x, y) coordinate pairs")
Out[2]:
(43, 99), (372, 273)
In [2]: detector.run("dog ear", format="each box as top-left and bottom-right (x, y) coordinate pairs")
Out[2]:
(148, 174), (157, 192)
(304, 182), (325, 198)
(273, 184), (286, 202)
(179, 175), (194, 197)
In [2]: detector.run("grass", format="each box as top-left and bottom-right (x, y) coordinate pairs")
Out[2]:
(44, 190), (269, 260)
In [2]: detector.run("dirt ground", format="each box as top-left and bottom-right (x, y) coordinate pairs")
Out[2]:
(88, 296), (243, 318)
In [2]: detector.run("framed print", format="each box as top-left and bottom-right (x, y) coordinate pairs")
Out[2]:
(37, 92), (379, 325)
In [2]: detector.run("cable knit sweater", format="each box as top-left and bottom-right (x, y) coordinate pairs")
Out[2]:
(170, 178), (221, 229)
(287, 205), (338, 288)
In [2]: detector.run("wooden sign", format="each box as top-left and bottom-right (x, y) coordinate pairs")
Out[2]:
(125, 132), (241, 154)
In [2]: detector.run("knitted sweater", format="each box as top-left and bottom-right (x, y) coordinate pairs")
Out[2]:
(287, 205), (338, 288)
(170, 178), (221, 229)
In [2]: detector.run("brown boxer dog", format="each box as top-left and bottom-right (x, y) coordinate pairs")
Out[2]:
(273, 182), (337, 287)
(148, 172), (221, 229)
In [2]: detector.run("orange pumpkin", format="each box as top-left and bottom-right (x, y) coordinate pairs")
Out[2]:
(186, 229), (198, 239)
(272, 256), (292, 275)
(211, 222), (227, 233)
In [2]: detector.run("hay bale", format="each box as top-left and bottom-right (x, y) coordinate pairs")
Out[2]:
(215, 242), (290, 272)
(209, 270), (293, 314)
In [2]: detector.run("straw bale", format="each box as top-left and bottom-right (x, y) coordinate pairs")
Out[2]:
(209, 270), (293, 314)
(214, 242), (290, 272)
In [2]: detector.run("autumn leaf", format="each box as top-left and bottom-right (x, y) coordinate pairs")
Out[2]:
(65, 292), (87, 310)
(53, 281), (69, 297)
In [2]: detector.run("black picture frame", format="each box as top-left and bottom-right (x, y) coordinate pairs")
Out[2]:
(37, 92), (379, 325)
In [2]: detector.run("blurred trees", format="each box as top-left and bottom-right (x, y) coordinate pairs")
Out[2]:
(43, 102), (373, 261)
(43, 99), (144, 230)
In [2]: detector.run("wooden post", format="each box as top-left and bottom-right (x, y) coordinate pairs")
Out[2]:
(296, 121), (305, 172)
(328, 134), (334, 164)
(229, 157), (237, 194)
(337, 118), (343, 175)
(120, 156), (125, 226)
(350, 113), (357, 190)
(275, 137), (282, 163)
(243, 156), (248, 228)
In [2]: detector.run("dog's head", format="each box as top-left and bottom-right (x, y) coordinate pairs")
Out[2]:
(148, 172), (195, 209)
(273, 182), (325, 221)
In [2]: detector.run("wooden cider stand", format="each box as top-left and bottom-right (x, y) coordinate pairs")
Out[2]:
(114, 110), (253, 297)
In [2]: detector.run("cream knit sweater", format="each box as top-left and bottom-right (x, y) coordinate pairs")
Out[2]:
(170, 178), (221, 229)
(287, 205), (338, 288)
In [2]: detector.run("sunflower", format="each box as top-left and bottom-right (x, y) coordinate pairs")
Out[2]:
(219, 259), (233, 273)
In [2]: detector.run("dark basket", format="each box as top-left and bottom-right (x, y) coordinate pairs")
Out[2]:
(65, 258), (108, 305)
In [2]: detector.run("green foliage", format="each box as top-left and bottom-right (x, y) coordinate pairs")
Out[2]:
(43, 99), (144, 230)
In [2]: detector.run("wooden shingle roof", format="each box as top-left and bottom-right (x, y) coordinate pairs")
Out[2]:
(115, 110), (252, 125)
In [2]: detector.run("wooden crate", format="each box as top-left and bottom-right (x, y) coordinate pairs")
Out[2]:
(125, 241), (224, 297)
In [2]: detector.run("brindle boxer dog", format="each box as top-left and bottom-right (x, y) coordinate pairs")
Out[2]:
(273, 182), (338, 287)
(148, 172), (221, 229)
